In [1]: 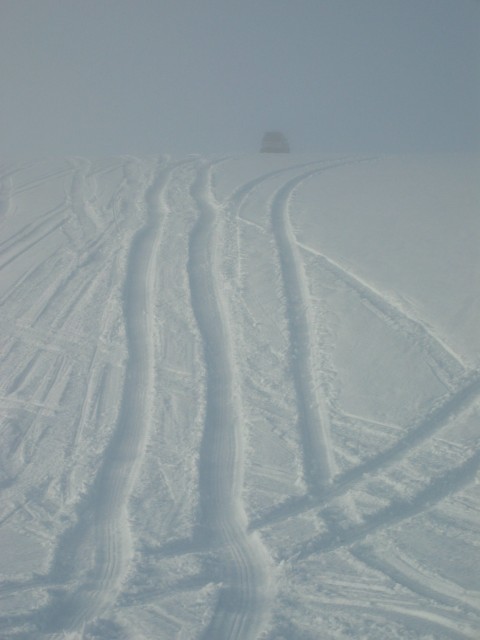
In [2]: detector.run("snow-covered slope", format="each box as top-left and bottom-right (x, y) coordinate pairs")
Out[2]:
(0, 154), (479, 639)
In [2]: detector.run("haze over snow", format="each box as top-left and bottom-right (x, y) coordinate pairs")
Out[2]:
(0, 0), (479, 156)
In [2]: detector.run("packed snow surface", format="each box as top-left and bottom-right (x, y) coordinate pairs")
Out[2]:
(0, 154), (479, 639)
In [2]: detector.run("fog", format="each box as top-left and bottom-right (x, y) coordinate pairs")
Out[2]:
(1, 0), (479, 156)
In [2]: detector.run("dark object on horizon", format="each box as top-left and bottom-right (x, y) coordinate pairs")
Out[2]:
(261, 131), (290, 153)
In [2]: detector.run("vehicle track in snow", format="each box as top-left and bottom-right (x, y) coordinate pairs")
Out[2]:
(246, 155), (478, 531)
(149, 158), (336, 561)
(233, 158), (479, 636)
(32, 158), (178, 635)
(226, 158), (337, 213)
(288, 448), (480, 561)
(250, 369), (480, 531)
(188, 160), (273, 640)
(150, 159), (478, 636)
(269, 160), (365, 494)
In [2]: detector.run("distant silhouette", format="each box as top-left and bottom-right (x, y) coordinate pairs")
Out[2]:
(260, 131), (290, 153)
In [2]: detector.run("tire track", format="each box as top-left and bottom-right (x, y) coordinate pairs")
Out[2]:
(188, 161), (273, 640)
(326, 370), (480, 495)
(45, 258), (117, 336)
(288, 448), (480, 562)
(224, 159), (343, 299)
(219, 160), (337, 318)
(140, 160), (336, 562)
(22, 263), (85, 329)
(251, 370), (480, 531)
(32, 158), (174, 635)
(226, 158), (339, 212)
(269, 162), (359, 493)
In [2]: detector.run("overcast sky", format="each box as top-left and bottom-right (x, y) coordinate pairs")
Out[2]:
(1, 0), (479, 155)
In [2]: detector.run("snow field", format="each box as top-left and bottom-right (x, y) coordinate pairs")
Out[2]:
(0, 154), (479, 639)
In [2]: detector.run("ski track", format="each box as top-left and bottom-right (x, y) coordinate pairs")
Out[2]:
(297, 240), (467, 386)
(11, 166), (74, 197)
(0, 202), (66, 259)
(312, 599), (478, 640)
(20, 255), (97, 330)
(30, 158), (175, 635)
(47, 263), (112, 334)
(264, 160), (478, 631)
(0, 198), (67, 253)
(188, 160), (273, 640)
(0, 251), (63, 312)
(351, 545), (480, 619)
(0, 211), (67, 273)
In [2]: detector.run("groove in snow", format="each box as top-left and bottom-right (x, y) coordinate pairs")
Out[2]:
(34, 158), (173, 635)
(270, 164), (351, 493)
(187, 161), (273, 640)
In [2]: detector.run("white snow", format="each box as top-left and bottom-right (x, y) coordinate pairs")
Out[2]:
(0, 154), (479, 639)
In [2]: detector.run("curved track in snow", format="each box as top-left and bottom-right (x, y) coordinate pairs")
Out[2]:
(297, 240), (467, 387)
(251, 369), (480, 531)
(289, 448), (480, 561)
(35, 159), (178, 635)
(188, 161), (273, 640)
(269, 164), (345, 493)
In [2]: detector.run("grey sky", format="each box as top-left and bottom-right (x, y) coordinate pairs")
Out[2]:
(1, 0), (479, 155)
